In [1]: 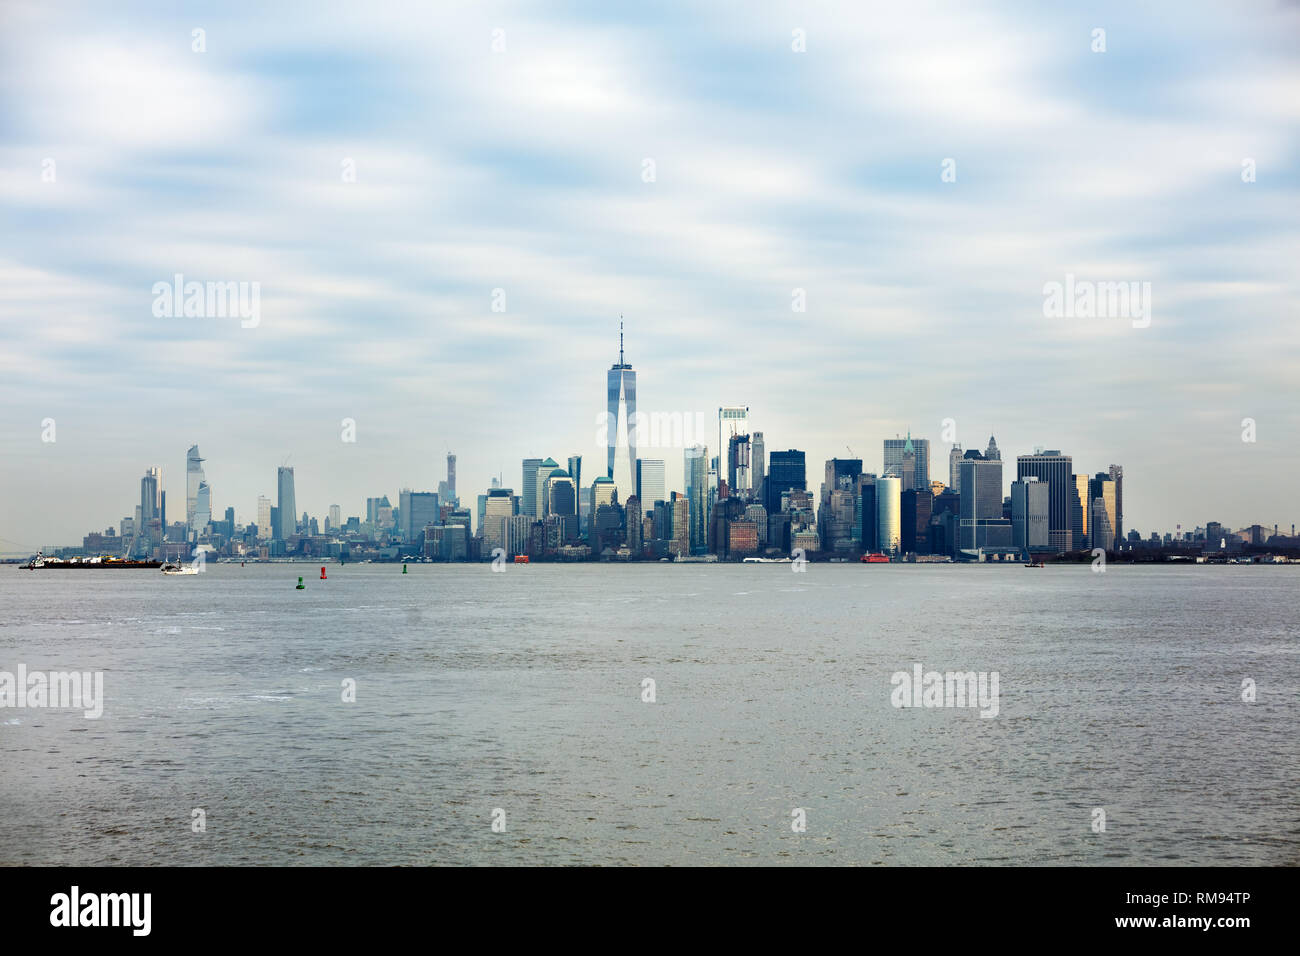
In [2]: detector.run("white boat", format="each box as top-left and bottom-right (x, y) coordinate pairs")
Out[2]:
(161, 563), (199, 575)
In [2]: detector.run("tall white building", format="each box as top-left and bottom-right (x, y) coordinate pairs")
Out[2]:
(258, 496), (272, 538)
(328, 504), (341, 531)
(636, 458), (666, 512)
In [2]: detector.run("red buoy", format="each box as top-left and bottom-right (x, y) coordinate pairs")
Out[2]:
(320, 566), (327, 580)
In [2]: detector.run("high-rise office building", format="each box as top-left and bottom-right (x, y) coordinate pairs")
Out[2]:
(592, 476), (617, 509)
(545, 469), (577, 521)
(328, 504), (341, 531)
(521, 458), (542, 517)
(567, 456), (582, 509)
(194, 481), (212, 534)
(186, 445), (205, 535)
(400, 490), (440, 543)
(751, 431), (766, 503)
(959, 448), (1010, 550)
(1108, 464), (1123, 541)
(766, 449), (806, 514)
(884, 434), (930, 491)
(1011, 477), (1050, 550)
(727, 433), (753, 496)
(276, 466), (296, 540)
(483, 488), (514, 552)
(859, 475), (877, 551)
(535, 458), (560, 517)
(718, 406), (749, 490)
(258, 496), (272, 538)
(984, 435), (1001, 461)
(670, 493), (690, 557)
(607, 324), (637, 501)
(1073, 473), (1090, 550)
(876, 475), (902, 553)
(948, 444), (963, 494)
(685, 444), (708, 554)
(446, 453), (456, 499)
(1089, 473), (1118, 552)
(1016, 450), (1074, 552)
(140, 467), (160, 525)
(636, 458), (666, 513)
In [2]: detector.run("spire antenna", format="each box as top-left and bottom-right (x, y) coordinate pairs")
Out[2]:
(619, 316), (624, 365)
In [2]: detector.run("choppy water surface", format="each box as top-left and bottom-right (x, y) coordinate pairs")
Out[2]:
(1, 562), (1296, 865)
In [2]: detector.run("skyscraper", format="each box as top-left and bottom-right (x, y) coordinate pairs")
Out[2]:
(884, 433), (930, 491)
(1108, 464), (1123, 542)
(1073, 473), (1090, 550)
(258, 496), (272, 538)
(751, 431), (766, 503)
(535, 458), (560, 517)
(567, 455), (582, 508)
(876, 475), (902, 553)
(140, 467), (160, 525)
(521, 458), (542, 517)
(1011, 477), (1050, 551)
(727, 433), (753, 496)
(959, 448), (1009, 550)
(400, 490), (440, 543)
(483, 488), (514, 553)
(447, 453), (456, 499)
(1089, 473), (1118, 552)
(194, 481), (212, 535)
(1016, 450), (1074, 552)
(186, 445), (205, 535)
(766, 449), (806, 514)
(328, 504), (341, 531)
(607, 323), (636, 501)
(685, 444), (708, 554)
(636, 458), (666, 512)
(948, 444), (963, 494)
(718, 406), (749, 491)
(276, 466), (296, 540)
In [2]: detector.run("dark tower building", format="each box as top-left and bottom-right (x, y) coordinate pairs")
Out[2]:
(766, 449), (807, 514)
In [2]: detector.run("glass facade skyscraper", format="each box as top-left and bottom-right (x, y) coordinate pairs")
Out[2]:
(186, 444), (205, 535)
(607, 326), (636, 502)
(766, 449), (806, 514)
(685, 444), (708, 554)
(521, 458), (542, 517)
(876, 475), (901, 553)
(276, 466), (296, 540)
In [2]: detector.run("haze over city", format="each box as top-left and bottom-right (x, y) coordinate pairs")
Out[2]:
(3, 0), (1298, 548)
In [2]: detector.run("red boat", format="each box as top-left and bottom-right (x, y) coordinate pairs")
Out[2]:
(860, 553), (890, 563)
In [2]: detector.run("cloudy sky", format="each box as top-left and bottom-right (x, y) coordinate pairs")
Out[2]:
(2, 0), (1298, 550)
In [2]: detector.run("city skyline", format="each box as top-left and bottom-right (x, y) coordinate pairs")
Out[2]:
(3, 1), (1299, 548)
(5, 323), (1297, 550)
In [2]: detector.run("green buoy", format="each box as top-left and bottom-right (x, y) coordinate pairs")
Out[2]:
(295, 576), (305, 589)
(402, 564), (408, 573)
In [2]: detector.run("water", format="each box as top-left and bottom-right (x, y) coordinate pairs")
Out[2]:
(1, 562), (1296, 866)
